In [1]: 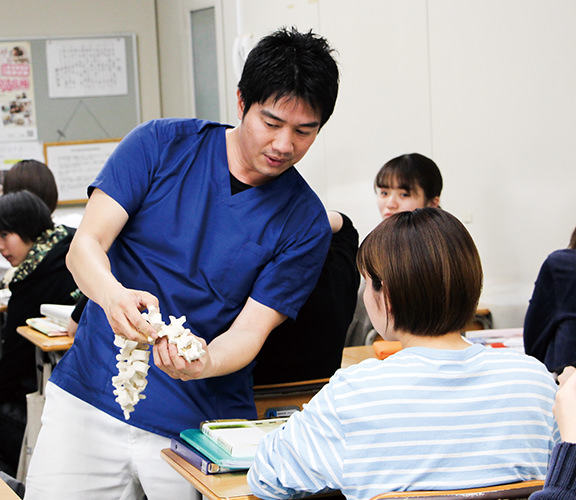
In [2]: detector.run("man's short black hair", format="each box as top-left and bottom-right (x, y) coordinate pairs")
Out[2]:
(238, 26), (339, 129)
(0, 190), (54, 243)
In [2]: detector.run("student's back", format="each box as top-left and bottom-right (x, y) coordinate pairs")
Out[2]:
(318, 346), (555, 494)
(248, 209), (558, 500)
(524, 233), (576, 374)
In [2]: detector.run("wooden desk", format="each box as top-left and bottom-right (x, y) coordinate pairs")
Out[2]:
(161, 449), (343, 500)
(341, 344), (376, 368)
(162, 448), (253, 500)
(16, 325), (74, 352)
(163, 346), (376, 500)
(253, 378), (329, 419)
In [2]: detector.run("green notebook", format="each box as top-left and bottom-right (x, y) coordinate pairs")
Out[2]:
(179, 429), (253, 469)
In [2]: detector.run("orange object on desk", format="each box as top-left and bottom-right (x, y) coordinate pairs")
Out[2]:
(372, 340), (402, 359)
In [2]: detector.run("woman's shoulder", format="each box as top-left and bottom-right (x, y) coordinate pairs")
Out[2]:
(545, 248), (576, 265)
(539, 248), (576, 281)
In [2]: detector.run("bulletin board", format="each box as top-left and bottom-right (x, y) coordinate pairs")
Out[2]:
(43, 139), (121, 204)
(0, 34), (140, 203)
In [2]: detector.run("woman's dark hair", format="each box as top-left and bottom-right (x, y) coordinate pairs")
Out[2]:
(3, 159), (59, 213)
(0, 190), (54, 243)
(374, 153), (443, 203)
(238, 26), (339, 129)
(357, 208), (483, 336)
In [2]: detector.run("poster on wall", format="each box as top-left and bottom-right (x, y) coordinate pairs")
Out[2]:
(46, 37), (128, 98)
(0, 41), (38, 142)
(44, 138), (121, 203)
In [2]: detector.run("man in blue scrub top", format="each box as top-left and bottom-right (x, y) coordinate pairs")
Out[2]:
(25, 27), (340, 500)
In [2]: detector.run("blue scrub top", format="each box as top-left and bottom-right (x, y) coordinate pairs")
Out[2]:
(52, 118), (331, 437)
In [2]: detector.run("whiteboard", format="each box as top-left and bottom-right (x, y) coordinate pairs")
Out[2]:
(44, 139), (120, 204)
(0, 33), (139, 143)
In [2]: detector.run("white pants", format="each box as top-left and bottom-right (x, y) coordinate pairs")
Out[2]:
(24, 382), (200, 500)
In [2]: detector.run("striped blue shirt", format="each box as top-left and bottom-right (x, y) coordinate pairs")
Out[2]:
(248, 344), (559, 500)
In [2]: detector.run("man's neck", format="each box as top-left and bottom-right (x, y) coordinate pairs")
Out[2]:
(226, 127), (261, 187)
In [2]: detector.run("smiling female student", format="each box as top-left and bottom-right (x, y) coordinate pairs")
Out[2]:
(248, 208), (559, 500)
(373, 152), (442, 219)
(345, 153), (443, 346)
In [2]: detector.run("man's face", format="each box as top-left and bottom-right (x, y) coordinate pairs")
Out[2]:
(233, 92), (321, 186)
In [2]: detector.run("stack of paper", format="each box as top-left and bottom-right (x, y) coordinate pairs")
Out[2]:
(464, 328), (524, 353)
(40, 304), (75, 328)
(26, 317), (69, 337)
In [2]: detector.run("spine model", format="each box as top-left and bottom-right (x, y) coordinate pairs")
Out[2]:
(111, 305), (206, 419)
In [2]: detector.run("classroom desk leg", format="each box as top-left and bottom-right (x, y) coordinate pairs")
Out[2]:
(18, 349), (56, 483)
(35, 348), (45, 396)
(39, 352), (57, 396)
(34, 349), (62, 395)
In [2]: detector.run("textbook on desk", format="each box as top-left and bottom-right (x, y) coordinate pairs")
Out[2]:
(200, 417), (288, 458)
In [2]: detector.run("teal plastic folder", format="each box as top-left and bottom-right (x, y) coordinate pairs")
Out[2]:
(179, 429), (253, 470)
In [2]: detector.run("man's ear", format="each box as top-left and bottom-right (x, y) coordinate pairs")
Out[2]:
(236, 89), (245, 121)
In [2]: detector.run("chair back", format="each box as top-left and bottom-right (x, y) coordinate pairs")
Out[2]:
(370, 480), (544, 500)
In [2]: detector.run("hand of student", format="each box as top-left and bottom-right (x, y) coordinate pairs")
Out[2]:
(102, 286), (160, 344)
(554, 365), (576, 443)
(152, 335), (210, 380)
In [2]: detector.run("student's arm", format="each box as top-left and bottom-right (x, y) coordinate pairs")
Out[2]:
(66, 188), (158, 343)
(523, 259), (556, 362)
(327, 210), (343, 233)
(555, 366), (576, 443)
(529, 366), (576, 500)
(247, 382), (343, 499)
(153, 297), (286, 379)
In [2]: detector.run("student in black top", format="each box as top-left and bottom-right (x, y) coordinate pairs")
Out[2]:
(252, 211), (359, 385)
(0, 191), (78, 477)
(524, 225), (576, 373)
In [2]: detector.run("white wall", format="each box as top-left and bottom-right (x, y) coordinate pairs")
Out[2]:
(157, 0), (576, 328)
(425, 0), (576, 326)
